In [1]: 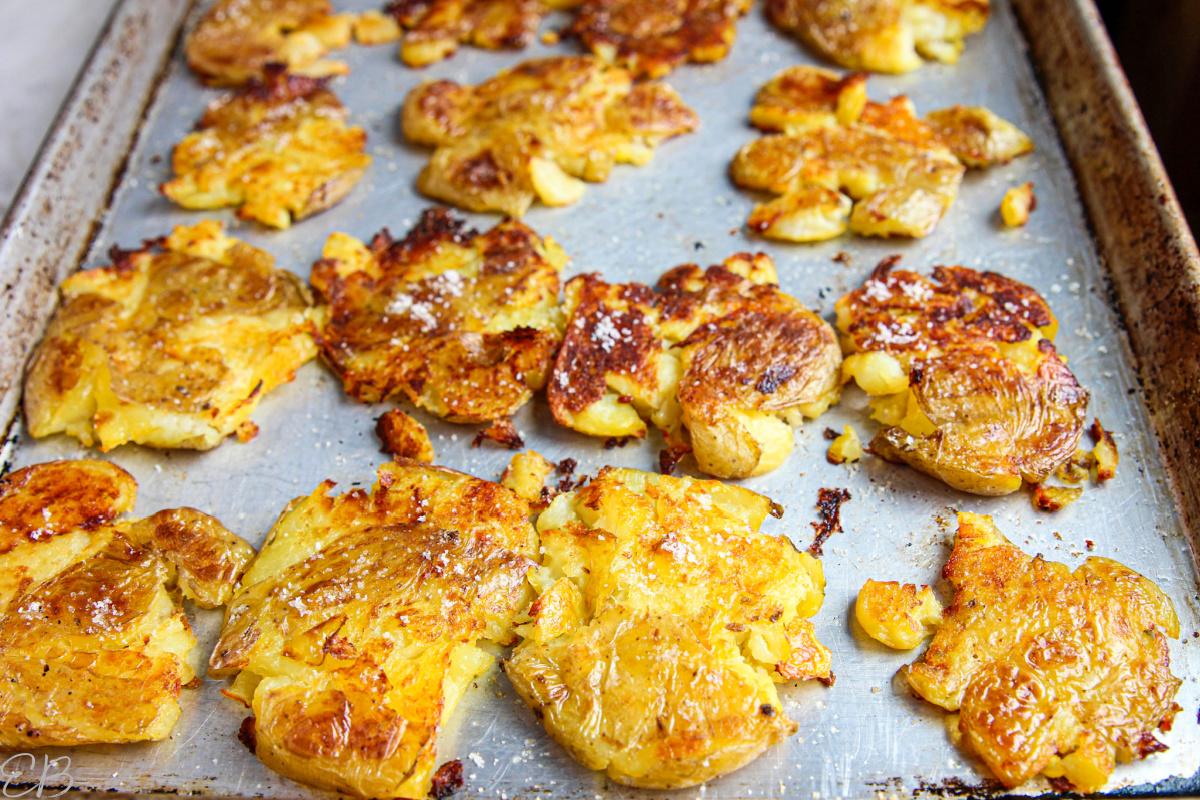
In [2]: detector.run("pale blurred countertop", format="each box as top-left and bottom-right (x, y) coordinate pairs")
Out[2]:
(0, 0), (123, 218)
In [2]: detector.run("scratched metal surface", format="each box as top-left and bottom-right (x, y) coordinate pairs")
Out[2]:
(3, 0), (1200, 797)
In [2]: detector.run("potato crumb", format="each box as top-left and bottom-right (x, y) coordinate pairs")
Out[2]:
(1000, 181), (1036, 227)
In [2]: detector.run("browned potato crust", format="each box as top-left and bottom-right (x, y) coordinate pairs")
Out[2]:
(401, 56), (698, 216)
(902, 512), (1180, 793)
(375, 408), (436, 462)
(0, 460), (254, 748)
(732, 65), (1032, 242)
(765, 0), (988, 74)
(311, 208), (565, 422)
(24, 222), (318, 452)
(836, 260), (1088, 495)
(162, 68), (370, 229)
(209, 462), (537, 798)
(186, 0), (353, 87)
(568, 0), (752, 78)
(505, 468), (829, 788)
(387, 0), (548, 66)
(548, 253), (841, 478)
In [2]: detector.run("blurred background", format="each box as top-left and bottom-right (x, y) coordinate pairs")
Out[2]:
(0, 0), (1196, 233)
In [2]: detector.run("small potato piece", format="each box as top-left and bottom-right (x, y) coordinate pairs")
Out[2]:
(500, 450), (555, 508)
(1000, 181), (1036, 227)
(161, 68), (370, 229)
(1030, 483), (1082, 512)
(827, 425), (862, 464)
(24, 221), (318, 452)
(506, 468), (830, 788)
(402, 56), (697, 215)
(0, 460), (254, 748)
(210, 462), (537, 798)
(855, 579), (942, 649)
(376, 409), (435, 463)
(732, 66), (1032, 242)
(902, 512), (1181, 792)
(1089, 419), (1119, 482)
(186, 0), (352, 86)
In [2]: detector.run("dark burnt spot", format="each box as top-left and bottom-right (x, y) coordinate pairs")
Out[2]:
(237, 716), (257, 755)
(471, 418), (524, 450)
(556, 458), (577, 476)
(759, 703), (776, 717)
(376, 208), (479, 266)
(658, 441), (690, 475)
(430, 759), (464, 798)
(808, 487), (850, 556)
(871, 254), (903, 280)
(755, 363), (796, 395)
(824, 427), (839, 440)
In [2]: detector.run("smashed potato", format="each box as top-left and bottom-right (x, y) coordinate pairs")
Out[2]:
(835, 260), (1088, 495)
(500, 450), (556, 508)
(732, 66), (1032, 242)
(25, 222), (318, 451)
(505, 467), (830, 788)
(765, 0), (989, 73)
(902, 512), (1181, 793)
(568, 0), (752, 78)
(0, 460), (254, 748)
(186, 0), (353, 87)
(311, 208), (565, 422)
(548, 253), (841, 478)
(401, 55), (698, 216)
(209, 461), (537, 799)
(855, 579), (942, 649)
(162, 68), (370, 229)
(387, 0), (549, 66)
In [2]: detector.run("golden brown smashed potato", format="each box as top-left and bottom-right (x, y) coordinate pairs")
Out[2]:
(401, 55), (698, 216)
(311, 208), (565, 422)
(162, 68), (370, 229)
(210, 461), (537, 799)
(24, 222), (318, 452)
(386, 0), (549, 66)
(765, 0), (989, 73)
(505, 468), (830, 789)
(836, 260), (1088, 495)
(0, 459), (253, 748)
(901, 512), (1180, 793)
(568, 0), (752, 78)
(186, 0), (353, 87)
(855, 579), (942, 649)
(732, 66), (1032, 242)
(548, 253), (841, 478)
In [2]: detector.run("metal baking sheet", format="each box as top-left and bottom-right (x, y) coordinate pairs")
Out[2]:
(2, 0), (1199, 796)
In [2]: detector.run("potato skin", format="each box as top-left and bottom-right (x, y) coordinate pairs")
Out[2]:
(506, 468), (830, 788)
(210, 462), (537, 799)
(0, 460), (253, 749)
(900, 512), (1180, 793)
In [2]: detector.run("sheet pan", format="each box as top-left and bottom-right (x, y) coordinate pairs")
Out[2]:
(1, 0), (1198, 796)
